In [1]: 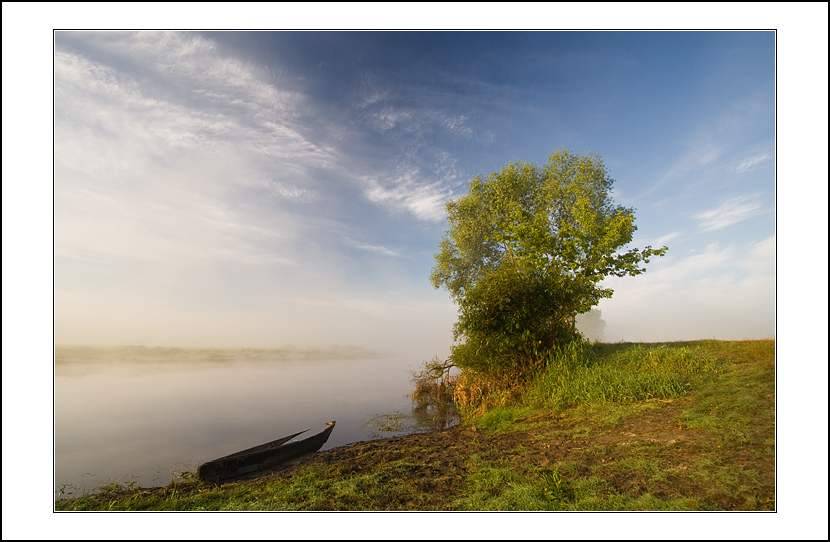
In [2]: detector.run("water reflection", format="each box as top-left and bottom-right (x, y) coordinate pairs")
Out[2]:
(363, 405), (460, 439)
(54, 350), (443, 499)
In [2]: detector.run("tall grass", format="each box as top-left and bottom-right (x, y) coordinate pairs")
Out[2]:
(527, 342), (724, 410)
(452, 367), (528, 417)
(448, 340), (725, 420)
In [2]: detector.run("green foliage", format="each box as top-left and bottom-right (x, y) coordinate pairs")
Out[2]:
(448, 265), (576, 374)
(540, 464), (576, 507)
(431, 148), (667, 375)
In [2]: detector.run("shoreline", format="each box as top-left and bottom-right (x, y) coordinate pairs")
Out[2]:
(55, 340), (775, 511)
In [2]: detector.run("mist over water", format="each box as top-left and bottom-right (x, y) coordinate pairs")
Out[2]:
(55, 348), (443, 498)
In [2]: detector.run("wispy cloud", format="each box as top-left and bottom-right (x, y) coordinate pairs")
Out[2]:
(640, 90), (774, 200)
(54, 33), (346, 274)
(367, 107), (414, 131)
(735, 153), (773, 173)
(270, 182), (314, 201)
(695, 196), (764, 232)
(55, 33), (336, 185)
(354, 244), (401, 257)
(362, 168), (453, 222)
(443, 115), (475, 139)
(340, 235), (402, 257)
(654, 231), (681, 246)
(651, 138), (727, 193)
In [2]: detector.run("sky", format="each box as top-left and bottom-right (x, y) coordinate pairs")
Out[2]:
(48, 30), (780, 355)
(2, 4), (828, 540)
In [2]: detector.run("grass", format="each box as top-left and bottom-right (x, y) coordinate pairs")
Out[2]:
(55, 339), (775, 511)
(527, 341), (725, 410)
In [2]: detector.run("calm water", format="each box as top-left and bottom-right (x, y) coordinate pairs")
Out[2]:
(55, 354), (451, 499)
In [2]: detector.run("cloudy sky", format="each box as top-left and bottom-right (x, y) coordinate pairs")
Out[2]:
(51, 30), (777, 353)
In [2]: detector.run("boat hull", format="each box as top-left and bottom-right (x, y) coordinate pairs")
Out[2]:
(197, 421), (335, 482)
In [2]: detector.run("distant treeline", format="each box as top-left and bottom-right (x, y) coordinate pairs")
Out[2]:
(54, 344), (385, 364)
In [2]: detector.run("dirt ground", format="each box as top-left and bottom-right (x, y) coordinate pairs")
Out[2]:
(237, 392), (774, 510)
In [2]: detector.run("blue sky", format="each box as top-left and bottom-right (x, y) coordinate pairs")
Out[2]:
(51, 30), (776, 353)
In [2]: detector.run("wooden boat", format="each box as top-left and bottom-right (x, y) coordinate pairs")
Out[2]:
(197, 421), (335, 482)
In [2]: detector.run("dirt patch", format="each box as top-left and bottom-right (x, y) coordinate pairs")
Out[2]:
(227, 391), (772, 510)
(271, 396), (708, 470)
(589, 399), (716, 447)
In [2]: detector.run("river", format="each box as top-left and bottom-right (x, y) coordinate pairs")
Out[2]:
(54, 348), (455, 499)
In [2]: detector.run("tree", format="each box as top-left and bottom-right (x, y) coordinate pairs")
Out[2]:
(576, 309), (606, 342)
(430, 149), (667, 375)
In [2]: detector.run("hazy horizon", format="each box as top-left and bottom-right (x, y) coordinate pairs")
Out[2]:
(51, 30), (776, 355)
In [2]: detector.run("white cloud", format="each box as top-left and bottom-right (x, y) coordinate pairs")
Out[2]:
(750, 234), (776, 260)
(654, 231), (681, 246)
(618, 242), (734, 292)
(736, 153), (773, 173)
(342, 236), (401, 257)
(369, 108), (413, 131)
(363, 169), (452, 222)
(270, 182), (314, 201)
(355, 244), (401, 257)
(640, 92), (774, 200)
(653, 139), (726, 191)
(53, 33), (345, 272)
(599, 240), (775, 342)
(443, 115), (475, 139)
(358, 73), (390, 108)
(55, 34), (335, 183)
(695, 196), (764, 232)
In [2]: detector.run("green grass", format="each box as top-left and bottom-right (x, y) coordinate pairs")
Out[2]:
(468, 405), (537, 432)
(55, 339), (775, 511)
(525, 341), (725, 410)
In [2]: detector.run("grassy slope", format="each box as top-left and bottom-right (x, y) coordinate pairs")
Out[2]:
(55, 339), (775, 511)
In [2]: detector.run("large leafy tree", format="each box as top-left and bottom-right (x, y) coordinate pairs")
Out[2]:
(430, 149), (667, 375)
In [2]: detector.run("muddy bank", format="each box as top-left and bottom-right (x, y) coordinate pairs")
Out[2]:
(217, 393), (772, 510)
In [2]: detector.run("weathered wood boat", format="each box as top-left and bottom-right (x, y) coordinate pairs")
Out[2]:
(197, 421), (335, 482)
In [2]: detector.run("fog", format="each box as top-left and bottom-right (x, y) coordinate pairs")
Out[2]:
(54, 288), (459, 362)
(54, 351), (439, 497)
